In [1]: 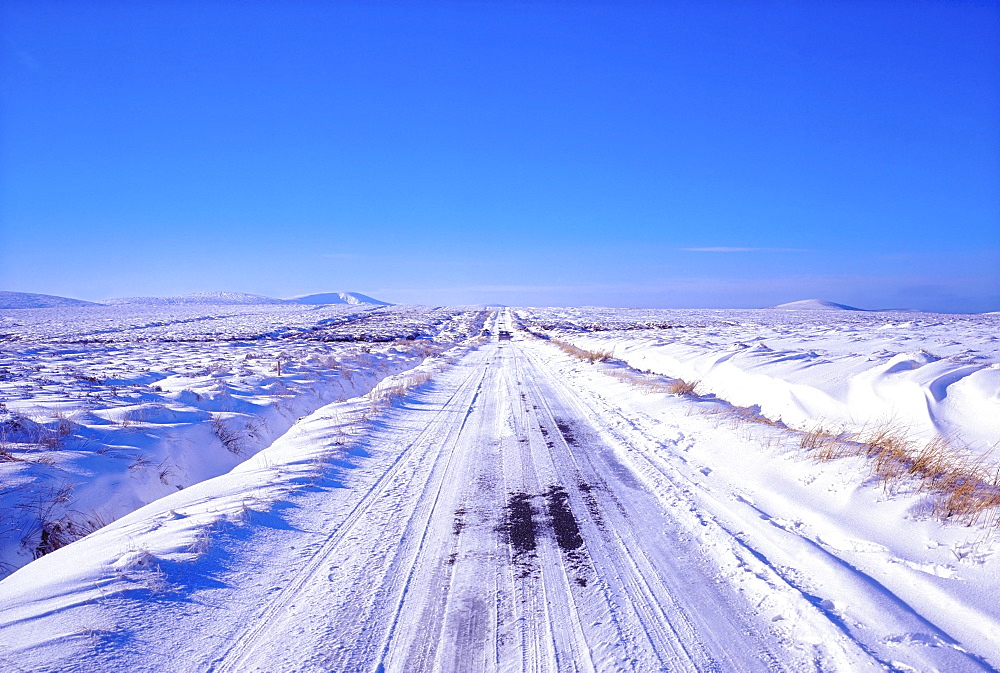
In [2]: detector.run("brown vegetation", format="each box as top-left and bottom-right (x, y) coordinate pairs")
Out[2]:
(802, 422), (1000, 528)
(550, 339), (613, 364)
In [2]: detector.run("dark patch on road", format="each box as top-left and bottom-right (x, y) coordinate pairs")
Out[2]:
(577, 481), (605, 528)
(453, 507), (467, 535)
(498, 485), (596, 586)
(503, 492), (537, 557)
(543, 486), (583, 552)
(543, 484), (592, 586)
(554, 419), (575, 445)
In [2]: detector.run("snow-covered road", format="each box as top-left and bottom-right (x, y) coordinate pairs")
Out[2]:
(1, 324), (996, 671)
(206, 339), (782, 672)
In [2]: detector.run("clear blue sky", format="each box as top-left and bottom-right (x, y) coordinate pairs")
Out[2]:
(2, 1), (998, 311)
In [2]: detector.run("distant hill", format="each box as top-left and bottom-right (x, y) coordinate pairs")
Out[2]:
(0, 291), (101, 309)
(104, 291), (391, 306)
(767, 299), (866, 311)
(287, 292), (391, 306)
(105, 292), (288, 306)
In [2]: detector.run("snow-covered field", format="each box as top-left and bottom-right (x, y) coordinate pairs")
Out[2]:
(0, 303), (489, 576)
(1, 303), (998, 671)
(517, 306), (1000, 450)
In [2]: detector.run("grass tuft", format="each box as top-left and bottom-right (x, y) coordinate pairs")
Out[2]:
(665, 379), (699, 396)
(550, 339), (613, 364)
(797, 421), (1000, 528)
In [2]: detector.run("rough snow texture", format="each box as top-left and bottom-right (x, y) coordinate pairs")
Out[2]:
(103, 292), (290, 306)
(519, 306), (1000, 449)
(0, 303), (491, 577)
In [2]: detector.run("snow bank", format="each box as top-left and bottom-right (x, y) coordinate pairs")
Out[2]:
(519, 307), (1000, 450)
(0, 347), (461, 660)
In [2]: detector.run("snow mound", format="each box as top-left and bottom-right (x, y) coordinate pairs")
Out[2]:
(105, 292), (288, 306)
(768, 299), (865, 311)
(0, 291), (100, 309)
(288, 292), (391, 306)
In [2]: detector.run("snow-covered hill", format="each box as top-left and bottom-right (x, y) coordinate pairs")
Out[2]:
(103, 291), (391, 306)
(0, 291), (100, 309)
(767, 298), (865, 311)
(104, 291), (288, 306)
(287, 292), (391, 306)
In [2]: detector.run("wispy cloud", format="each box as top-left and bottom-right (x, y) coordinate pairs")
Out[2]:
(681, 247), (809, 253)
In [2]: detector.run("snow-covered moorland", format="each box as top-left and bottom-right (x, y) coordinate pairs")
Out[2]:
(517, 305), (1000, 451)
(1, 302), (998, 671)
(0, 303), (489, 576)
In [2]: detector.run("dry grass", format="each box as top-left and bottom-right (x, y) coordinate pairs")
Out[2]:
(550, 339), (613, 364)
(798, 421), (1000, 528)
(33, 509), (114, 559)
(605, 368), (701, 398)
(210, 414), (254, 455)
(800, 425), (853, 461)
(367, 370), (435, 408)
(665, 379), (699, 396)
(0, 409), (74, 451)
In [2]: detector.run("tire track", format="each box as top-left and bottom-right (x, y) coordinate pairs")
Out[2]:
(208, 352), (490, 672)
(516, 342), (776, 672)
(372, 358), (506, 672)
(502, 351), (597, 673)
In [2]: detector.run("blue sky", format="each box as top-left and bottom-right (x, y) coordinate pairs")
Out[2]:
(1, 1), (998, 311)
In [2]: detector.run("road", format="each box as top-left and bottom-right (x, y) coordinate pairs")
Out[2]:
(199, 333), (788, 672)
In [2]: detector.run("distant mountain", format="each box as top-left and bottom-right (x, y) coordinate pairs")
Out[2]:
(105, 292), (288, 306)
(0, 291), (101, 309)
(767, 299), (866, 311)
(103, 291), (391, 306)
(287, 292), (391, 306)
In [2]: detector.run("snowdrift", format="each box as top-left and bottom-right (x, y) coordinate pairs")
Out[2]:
(519, 307), (1000, 451)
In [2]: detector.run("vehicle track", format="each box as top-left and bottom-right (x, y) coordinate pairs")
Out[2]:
(210, 337), (797, 671)
(515, 345), (775, 671)
(208, 352), (491, 671)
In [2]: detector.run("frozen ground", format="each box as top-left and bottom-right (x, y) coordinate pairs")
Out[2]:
(0, 304), (998, 671)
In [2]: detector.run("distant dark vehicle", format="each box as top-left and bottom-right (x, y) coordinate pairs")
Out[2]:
(481, 329), (491, 336)
(498, 330), (512, 340)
